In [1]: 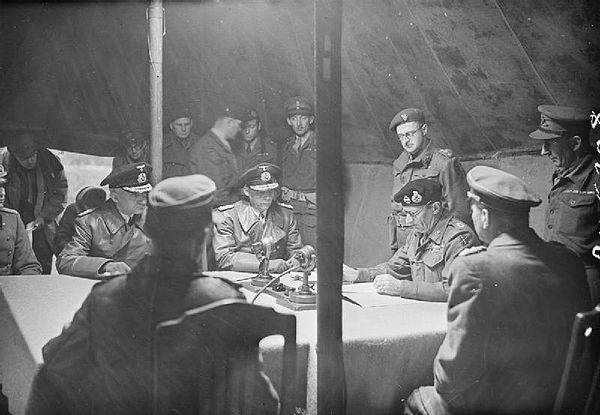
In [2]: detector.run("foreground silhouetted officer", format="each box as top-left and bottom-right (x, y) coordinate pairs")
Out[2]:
(404, 166), (591, 415)
(27, 175), (278, 415)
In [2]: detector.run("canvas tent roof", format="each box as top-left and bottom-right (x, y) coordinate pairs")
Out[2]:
(0, 0), (598, 161)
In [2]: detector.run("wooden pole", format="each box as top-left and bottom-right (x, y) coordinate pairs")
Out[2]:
(315, 0), (345, 414)
(148, 0), (163, 183)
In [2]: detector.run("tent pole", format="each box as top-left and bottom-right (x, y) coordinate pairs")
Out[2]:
(148, 0), (163, 183)
(315, 0), (345, 414)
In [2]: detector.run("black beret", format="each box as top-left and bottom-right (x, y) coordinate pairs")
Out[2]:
(119, 129), (147, 144)
(242, 108), (260, 124)
(100, 163), (152, 193)
(467, 166), (541, 212)
(238, 163), (281, 191)
(389, 108), (425, 132)
(394, 179), (442, 206)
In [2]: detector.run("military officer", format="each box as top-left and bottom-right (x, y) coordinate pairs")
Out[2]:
(56, 163), (153, 279)
(233, 108), (278, 173)
(388, 108), (470, 252)
(162, 105), (202, 179)
(0, 166), (42, 275)
(29, 175), (278, 415)
(404, 166), (591, 415)
(213, 163), (303, 273)
(529, 104), (600, 304)
(112, 129), (150, 169)
(279, 96), (317, 247)
(343, 179), (477, 302)
(189, 104), (244, 207)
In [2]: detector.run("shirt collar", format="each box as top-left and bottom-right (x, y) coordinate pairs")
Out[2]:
(553, 154), (596, 188)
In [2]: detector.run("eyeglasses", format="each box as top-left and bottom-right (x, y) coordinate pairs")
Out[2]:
(404, 201), (431, 218)
(397, 125), (424, 141)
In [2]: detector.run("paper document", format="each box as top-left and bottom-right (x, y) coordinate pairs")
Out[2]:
(342, 283), (419, 307)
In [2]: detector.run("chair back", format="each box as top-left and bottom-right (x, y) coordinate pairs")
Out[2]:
(153, 298), (297, 415)
(553, 304), (600, 415)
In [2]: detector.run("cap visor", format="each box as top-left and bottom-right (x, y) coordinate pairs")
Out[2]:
(287, 110), (312, 117)
(249, 183), (279, 191)
(121, 183), (153, 193)
(529, 129), (562, 140)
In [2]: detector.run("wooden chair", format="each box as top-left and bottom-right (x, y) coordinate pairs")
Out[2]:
(553, 304), (600, 415)
(153, 298), (297, 415)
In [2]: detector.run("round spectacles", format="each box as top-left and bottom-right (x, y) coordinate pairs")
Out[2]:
(397, 125), (424, 141)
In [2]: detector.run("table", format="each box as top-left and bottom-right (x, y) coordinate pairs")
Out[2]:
(0, 274), (447, 415)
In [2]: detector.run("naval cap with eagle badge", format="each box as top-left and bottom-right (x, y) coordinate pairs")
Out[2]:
(529, 105), (590, 140)
(285, 96), (313, 117)
(238, 163), (282, 191)
(100, 162), (153, 193)
(393, 178), (442, 206)
(389, 107), (426, 131)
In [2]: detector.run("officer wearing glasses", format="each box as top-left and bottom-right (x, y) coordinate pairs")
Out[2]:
(343, 179), (477, 302)
(388, 108), (471, 253)
(112, 130), (150, 169)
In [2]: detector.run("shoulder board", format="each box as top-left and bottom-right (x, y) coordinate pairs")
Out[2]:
(435, 148), (454, 159)
(192, 272), (242, 290)
(0, 206), (18, 215)
(277, 202), (294, 210)
(77, 207), (99, 217)
(217, 204), (235, 212)
(458, 245), (487, 257)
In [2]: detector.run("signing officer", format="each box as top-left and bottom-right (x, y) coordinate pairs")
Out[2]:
(56, 163), (153, 279)
(404, 166), (591, 415)
(279, 96), (317, 247)
(213, 163), (303, 273)
(389, 108), (470, 252)
(343, 179), (477, 302)
(0, 165), (42, 275)
(529, 104), (600, 304)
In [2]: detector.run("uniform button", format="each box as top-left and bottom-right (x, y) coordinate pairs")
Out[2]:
(570, 200), (576, 206)
(548, 225), (553, 229)
(8, 250), (11, 254)
(549, 209), (554, 214)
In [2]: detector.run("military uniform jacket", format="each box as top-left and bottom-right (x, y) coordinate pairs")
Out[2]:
(0, 207), (42, 275)
(213, 199), (302, 272)
(53, 203), (79, 255)
(111, 148), (150, 169)
(189, 130), (240, 207)
(357, 211), (477, 301)
(391, 142), (470, 227)
(545, 154), (600, 266)
(36, 255), (278, 415)
(232, 136), (278, 173)
(429, 229), (591, 414)
(56, 199), (152, 279)
(280, 130), (317, 193)
(162, 130), (201, 179)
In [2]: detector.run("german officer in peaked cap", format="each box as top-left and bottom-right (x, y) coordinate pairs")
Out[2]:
(213, 162), (303, 273)
(56, 163), (153, 279)
(33, 174), (279, 415)
(343, 178), (477, 302)
(279, 96), (318, 247)
(529, 104), (600, 304)
(404, 166), (591, 415)
(388, 107), (471, 253)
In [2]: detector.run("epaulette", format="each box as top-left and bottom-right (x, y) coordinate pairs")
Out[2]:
(277, 202), (294, 210)
(436, 148), (454, 159)
(458, 246), (487, 257)
(217, 204), (235, 212)
(0, 206), (18, 215)
(193, 272), (242, 290)
(77, 207), (99, 217)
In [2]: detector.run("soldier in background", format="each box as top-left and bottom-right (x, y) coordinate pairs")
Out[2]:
(2, 132), (68, 274)
(388, 108), (470, 253)
(233, 108), (278, 173)
(279, 96), (317, 247)
(163, 105), (202, 179)
(112, 130), (150, 169)
(529, 104), (600, 304)
(56, 163), (152, 279)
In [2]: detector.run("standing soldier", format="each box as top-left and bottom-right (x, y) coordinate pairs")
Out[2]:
(529, 104), (600, 303)
(162, 105), (202, 179)
(233, 108), (278, 173)
(388, 108), (470, 252)
(279, 96), (317, 247)
(112, 130), (150, 169)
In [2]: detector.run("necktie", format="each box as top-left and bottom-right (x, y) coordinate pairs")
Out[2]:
(246, 143), (252, 155)
(128, 214), (139, 227)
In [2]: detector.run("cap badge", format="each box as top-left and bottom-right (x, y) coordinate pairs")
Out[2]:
(403, 195), (411, 204)
(540, 114), (550, 129)
(137, 172), (147, 184)
(411, 190), (422, 203)
(260, 171), (271, 182)
(401, 114), (408, 122)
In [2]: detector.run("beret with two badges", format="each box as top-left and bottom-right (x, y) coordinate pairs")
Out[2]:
(238, 163), (281, 191)
(100, 162), (152, 193)
(389, 107), (425, 132)
(394, 178), (442, 206)
(242, 109), (260, 124)
(285, 96), (313, 117)
(219, 103), (246, 121)
(529, 105), (590, 140)
(467, 166), (541, 212)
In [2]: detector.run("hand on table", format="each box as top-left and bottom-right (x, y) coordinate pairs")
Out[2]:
(99, 261), (131, 278)
(268, 259), (288, 274)
(373, 274), (406, 296)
